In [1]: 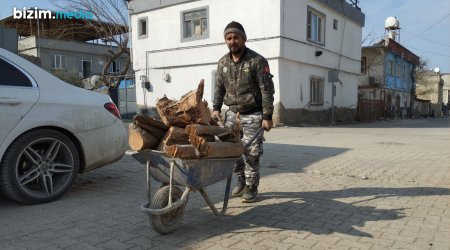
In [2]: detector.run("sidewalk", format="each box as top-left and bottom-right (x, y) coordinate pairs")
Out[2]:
(1, 117), (449, 250)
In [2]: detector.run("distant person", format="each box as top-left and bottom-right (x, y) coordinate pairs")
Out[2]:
(212, 21), (275, 203)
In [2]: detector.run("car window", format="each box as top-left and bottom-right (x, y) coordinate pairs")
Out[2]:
(0, 58), (32, 87)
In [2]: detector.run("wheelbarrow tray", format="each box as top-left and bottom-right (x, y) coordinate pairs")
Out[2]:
(132, 149), (240, 190)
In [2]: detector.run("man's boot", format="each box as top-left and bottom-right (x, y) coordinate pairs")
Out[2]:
(241, 185), (258, 203)
(231, 175), (245, 197)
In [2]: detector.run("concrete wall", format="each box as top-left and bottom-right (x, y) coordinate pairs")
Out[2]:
(131, 0), (281, 108)
(130, 0), (364, 124)
(0, 26), (18, 53)
(18, 36), (128, 77)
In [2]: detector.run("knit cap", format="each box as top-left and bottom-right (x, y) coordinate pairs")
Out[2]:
(223, 21), (247, 40)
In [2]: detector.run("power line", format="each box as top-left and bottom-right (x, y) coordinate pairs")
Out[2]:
(404, 13), (450, 42)
(407, 45), (450, 58)
(402, 30), (450, 48)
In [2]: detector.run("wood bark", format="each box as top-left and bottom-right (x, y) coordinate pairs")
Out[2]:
(128, 123), (158, 151)
(134, 120), (166, 141)
(200, 142), (244, 159)
(134, 114), (169, 131)
(156, 127), (190, 151)
(164, 144), (199, 159)
(156, 80), (213, 127)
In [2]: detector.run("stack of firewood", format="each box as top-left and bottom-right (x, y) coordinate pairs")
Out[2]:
(128, 80), (244, 159)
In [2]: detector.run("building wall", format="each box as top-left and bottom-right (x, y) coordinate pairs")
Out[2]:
(384, 51), (413, 93)
(131, 0), (281, 108)
(0, 26), (18, 53)
(18, 36), (128, 77)
(130, 0), (364, 124)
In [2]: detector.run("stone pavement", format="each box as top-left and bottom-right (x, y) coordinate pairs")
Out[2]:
(1, 117), (449, 250)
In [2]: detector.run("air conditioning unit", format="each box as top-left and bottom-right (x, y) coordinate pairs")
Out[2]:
(369, 76), (380, 85)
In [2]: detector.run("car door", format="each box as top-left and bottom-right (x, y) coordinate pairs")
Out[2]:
(0, 56), (39, 146)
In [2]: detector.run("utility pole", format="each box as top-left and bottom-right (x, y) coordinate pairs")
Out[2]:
(328, 69), (338, 125)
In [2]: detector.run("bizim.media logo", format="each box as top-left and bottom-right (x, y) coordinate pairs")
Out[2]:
(13, 7), (93, 20)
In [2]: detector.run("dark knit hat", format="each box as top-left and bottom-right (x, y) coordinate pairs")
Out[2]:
(224, 21), (247, 40)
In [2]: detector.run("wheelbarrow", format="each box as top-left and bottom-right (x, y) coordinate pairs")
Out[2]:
(129, 127), (264, 234)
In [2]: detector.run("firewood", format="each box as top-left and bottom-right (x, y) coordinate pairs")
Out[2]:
(134, 115), (169, 131)
(134, 120), (166, 140)
(156, 80), (212, 127)
(156, 127), (190, 151)
(128, 123), (158, 151)
(201, 142), (244, 159)
(164, 144), (200, 159)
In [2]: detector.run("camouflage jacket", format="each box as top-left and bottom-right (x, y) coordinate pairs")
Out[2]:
(213, 47), (275, 120)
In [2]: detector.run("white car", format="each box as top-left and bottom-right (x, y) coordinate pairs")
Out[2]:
(0, 48), (127, 204)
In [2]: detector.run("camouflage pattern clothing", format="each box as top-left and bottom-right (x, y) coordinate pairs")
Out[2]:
(224, 110), (263, 187)
(213, 46), (274, 188)
(213, 47), (275, 121)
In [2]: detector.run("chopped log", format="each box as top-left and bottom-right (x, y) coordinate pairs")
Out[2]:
(128, 124), (158, 151)
(201, 142), (244, 159)
(134, 115), (169, 131)
(185, 124), (239, 143)
(156, 127), (190, 151)
(134, 120), (166, 140)
(164, 144), (199, 159)
(156, 80), (212, 127)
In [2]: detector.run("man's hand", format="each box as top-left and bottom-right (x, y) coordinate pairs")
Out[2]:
(262, 120), (273, 132)
(212, 111), (221, 121)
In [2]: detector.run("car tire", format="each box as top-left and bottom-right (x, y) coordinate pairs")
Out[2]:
(0, 129), (79, 204)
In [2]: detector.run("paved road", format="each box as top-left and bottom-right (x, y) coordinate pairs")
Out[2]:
(1, 117), (449, 250)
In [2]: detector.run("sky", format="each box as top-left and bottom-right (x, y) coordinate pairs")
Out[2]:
(1, 0), (450, 73)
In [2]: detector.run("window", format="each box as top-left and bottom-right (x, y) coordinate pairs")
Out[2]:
(361, 57), (367, 74)
(51, 54), (66, 69)
(310, 76), (324, 105)
(403, 65), (407, 80)
(181, 7), (208, 41)
(138, 17), (148, 39)
(0, 58), (32, 87)
(388, 60), (394, 76)
(397, 63), (401, 77)
(307, 7), (325, 45)
(109, 60), (121, 74)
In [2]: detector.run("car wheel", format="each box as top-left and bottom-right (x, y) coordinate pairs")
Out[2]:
(0, 129), (79, 204)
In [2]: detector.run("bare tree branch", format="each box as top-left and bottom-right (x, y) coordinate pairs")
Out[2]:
(50, 0), (130, 87)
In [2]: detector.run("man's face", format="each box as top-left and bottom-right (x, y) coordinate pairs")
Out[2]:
(225, 33), (245, 55)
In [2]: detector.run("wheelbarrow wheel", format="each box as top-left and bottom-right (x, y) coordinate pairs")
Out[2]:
(149, 186), (185, 234)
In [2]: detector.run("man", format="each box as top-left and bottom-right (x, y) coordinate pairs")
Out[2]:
(212, 21), (275, 203)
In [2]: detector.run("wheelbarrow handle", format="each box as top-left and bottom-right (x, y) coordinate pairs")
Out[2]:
(244, 127), (265, 149)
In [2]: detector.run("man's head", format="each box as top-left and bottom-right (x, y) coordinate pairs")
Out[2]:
(224, 21), (246, 55)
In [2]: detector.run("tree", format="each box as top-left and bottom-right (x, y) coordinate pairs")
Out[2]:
(51, 0), (130, 87)
(414, 58), (436, 98)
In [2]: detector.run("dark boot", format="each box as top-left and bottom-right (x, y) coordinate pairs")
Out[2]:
(241, 185), (258, 203)
(231, 175), (245, 197)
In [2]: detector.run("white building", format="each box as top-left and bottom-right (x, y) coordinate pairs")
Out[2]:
(127, 0), (365, 125)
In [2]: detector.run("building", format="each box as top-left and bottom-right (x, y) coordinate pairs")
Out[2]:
(359, 17), (419, 121)
(0, 26), (17, 53)
(415, 72), (450, 117)
(0, 13), (128, 82)
(127, 0), (365, 125)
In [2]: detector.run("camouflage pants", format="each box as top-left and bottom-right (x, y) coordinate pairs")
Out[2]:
(224, 110), (264, 187)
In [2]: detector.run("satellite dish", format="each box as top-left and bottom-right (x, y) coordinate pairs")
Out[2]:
(433, 68), (440, 74)
(385, 17), (400, 30)
(82, 75), (102, 90)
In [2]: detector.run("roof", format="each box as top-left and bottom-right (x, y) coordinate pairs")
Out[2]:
(363, 38), (420, 65)
(0, 12), (127, 42)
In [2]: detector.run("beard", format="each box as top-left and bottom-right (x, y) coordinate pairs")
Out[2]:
(229, 45), (244, 55)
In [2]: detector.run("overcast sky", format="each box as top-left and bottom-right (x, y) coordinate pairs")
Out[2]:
(1, 0), (449, 73)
